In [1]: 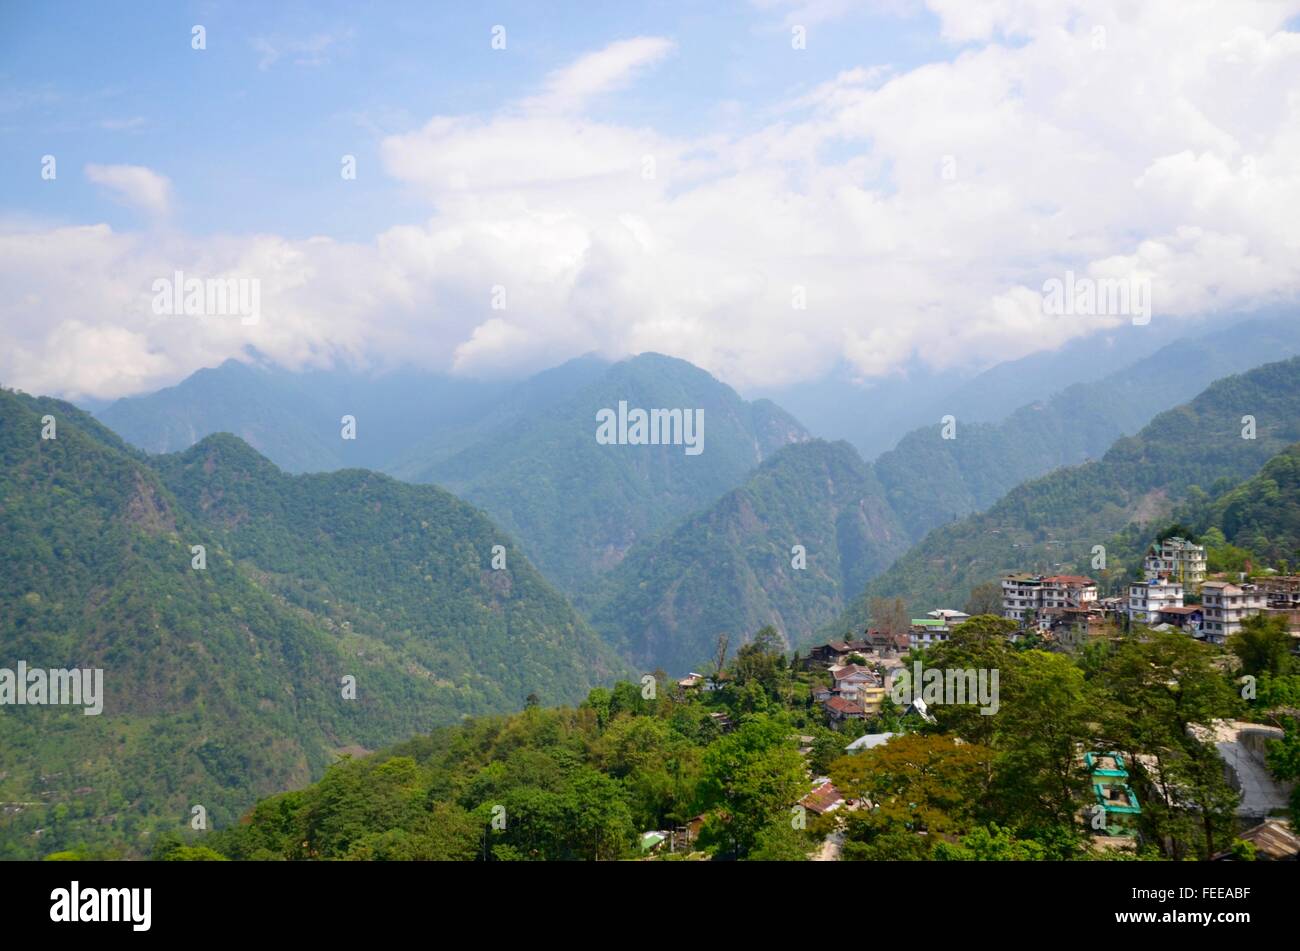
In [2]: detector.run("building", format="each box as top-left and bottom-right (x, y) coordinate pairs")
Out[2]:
(1085, 751), (1141, 837)
(927, 608), (970, 626)
(807, 639), (869, 667)
(1257, 576), (1300, 643)
(1144, 537), (1207, 591)
(824, 696), (867, 725)
(800, 780), (845, 816)
(676, 672), (706, 691)
(1048, 606), (1115, 648)
(1041, 575), (1099, 611)
(1128, 577), (1184, 625)
(1201, 581), (1268, 644)
(908, 617), (951, 647)
(844, 732), (896, 753)
(1003, 573), (1097, 623)
(830, 664), (878, 694)
(1258, 575), (1300, 609)
(1213, 818), (1300, 862)
(852, 686), (887, 717)
(1155, 605), (1203, 633)
(1001, 574), (1044, 622)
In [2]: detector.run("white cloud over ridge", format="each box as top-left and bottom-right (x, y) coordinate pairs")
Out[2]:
(4, 1), (1300, 400)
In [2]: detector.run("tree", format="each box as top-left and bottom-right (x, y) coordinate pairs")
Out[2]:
(698, 715), (806, 858)
(963, 581), (1003, 617)
(749, 817), (814, 861)
(733, 625), (786, 698)
(1095, 630), (1242, 858)
(1229, 614), (1296, 678)
(991, 652), (1092, 835)
(932, 823), (1049, 861)
(829, 733), (993, 839)
(710, 633), (730, 686)
(869, 596), (910, 636)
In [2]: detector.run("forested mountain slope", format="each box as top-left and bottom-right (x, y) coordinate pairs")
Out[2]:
(0, 389), (620, 858)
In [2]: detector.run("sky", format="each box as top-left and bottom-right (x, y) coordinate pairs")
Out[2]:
(2, 0), (1299, 400)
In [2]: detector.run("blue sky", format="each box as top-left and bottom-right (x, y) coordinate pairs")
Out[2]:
(1, 1), (948, 240)
(2, 1), (1298, 400)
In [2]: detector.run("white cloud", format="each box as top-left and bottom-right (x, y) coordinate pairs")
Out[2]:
(83, 164), (172, 219)
(521, 36), (676, 114)
(5, 11), (1300, 400)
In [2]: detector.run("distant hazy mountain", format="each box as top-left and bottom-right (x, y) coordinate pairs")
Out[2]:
(0, 388), (622, 858)
(750, 312), (1288, 459)
(836, 355), (1300, 630)
(408, 353), (811, 594)
(95, 354), (616, 474)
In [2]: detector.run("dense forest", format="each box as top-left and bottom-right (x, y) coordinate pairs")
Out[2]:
(0, 388), (622, 859)
(587, 439), (911, 672)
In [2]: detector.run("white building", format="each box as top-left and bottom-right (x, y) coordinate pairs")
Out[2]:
(1041, 576), (1099, 610)
(1144, 537), (1207, 591)
(1002, 574), (1097, 622)
(927, 608), (971, 626)
(1002, 574), (1044, 622)
(1128, 578), (1184, 624)
(1200, 581), (1267, 643)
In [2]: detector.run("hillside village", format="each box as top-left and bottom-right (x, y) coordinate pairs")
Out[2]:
(700, 534), (1300, 861)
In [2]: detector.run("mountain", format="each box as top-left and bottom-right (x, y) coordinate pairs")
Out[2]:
(588, 440), (910, 673)
(94, 354), (615, 475)
(94, 352), (809, 596)
(0, 388), (622, 858)
(1195, 444), (1300, 566)
(871, 313), (1300, 539)
(835, 356), (1300, 626)
(587, 320), (1300, 671)
(751, 311), (1294, 459)
(407, 353), (811, 594)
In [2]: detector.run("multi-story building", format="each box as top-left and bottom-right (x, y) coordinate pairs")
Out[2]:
(1002, 573), (1097, 623)
(1041, 575), (1099, 610)
(908, 618), (951, 647)
(1200, 581), (1267, 644)
(1128, 577), (1184, 625)
(1144, 537), (1207, 591)
(1001, 574), (1043, 621)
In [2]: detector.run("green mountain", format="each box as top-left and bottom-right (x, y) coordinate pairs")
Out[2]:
(588, 440), (909, 672)
(0, 388), (622, 858)
(1102, 443), (1300, 581)
(408, 353), (810, 594)
(1196, 444), (1300, 566)
(587, 324), (1300, 672)
(837, 356), (1300, 626)
(872, 314), (1300, 539)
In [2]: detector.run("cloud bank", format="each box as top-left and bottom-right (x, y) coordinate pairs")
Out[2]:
(3, 0), (1300, 399)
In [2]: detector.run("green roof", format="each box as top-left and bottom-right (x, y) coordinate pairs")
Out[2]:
(1093, 783), (1141, 815)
